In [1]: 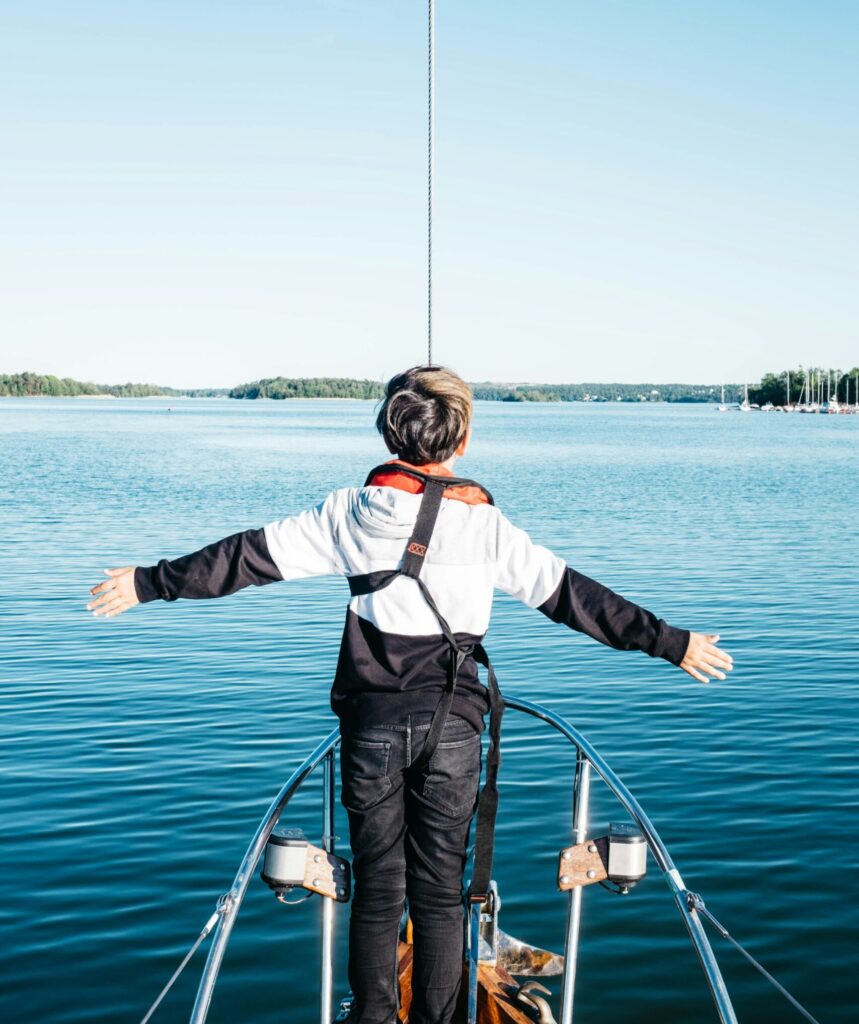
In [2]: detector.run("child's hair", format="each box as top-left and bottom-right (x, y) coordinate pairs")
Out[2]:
(376, 365), (473, 465)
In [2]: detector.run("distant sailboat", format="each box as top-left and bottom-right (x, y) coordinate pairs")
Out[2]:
(827, 371), (841, 414)
(740, 383), (752, 412)
(717, 384), (729, 412)
(806, 370), (819, 414)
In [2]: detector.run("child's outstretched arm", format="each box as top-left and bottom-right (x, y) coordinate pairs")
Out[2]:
(87, 497), (342, 619)
(494, 516), (732, 683)
(538, 565), (732, 682)
(87, 528), (281, 617)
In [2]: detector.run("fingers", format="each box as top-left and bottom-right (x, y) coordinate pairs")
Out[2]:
(89, 578), (117, 598)
(700, 651), (733, 675)
(89, 567), (132, 594)
(706, 659), (731, 675)
(683, 657), (729, 682)
(87, 591), (115, 610)
(686, 661), (717, 682)
(703, 647), (733, 671)
(91, 595), (132, 618)
(688, 652), (728, 681)
(102, 604), (132, 618)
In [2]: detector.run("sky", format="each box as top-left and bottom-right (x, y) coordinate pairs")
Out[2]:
(1, 1), (857, 388)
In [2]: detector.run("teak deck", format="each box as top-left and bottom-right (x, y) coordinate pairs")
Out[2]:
(396, 942), (535, 1024)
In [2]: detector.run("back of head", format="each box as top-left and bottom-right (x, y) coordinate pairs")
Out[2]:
(376, 365), (473, 466)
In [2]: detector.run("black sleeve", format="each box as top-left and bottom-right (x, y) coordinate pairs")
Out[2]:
(538, 566), (690, 666)
(133, 528), (283, 603)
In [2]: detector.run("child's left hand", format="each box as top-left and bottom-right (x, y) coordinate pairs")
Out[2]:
(680, 632), (733, 683)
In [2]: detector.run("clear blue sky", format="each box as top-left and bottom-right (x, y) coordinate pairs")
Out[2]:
(1, 1), (856, 388)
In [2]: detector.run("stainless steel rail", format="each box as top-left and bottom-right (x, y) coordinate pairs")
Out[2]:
(559, 751), (590, 1024)
(321, 752), (337, 1024)
(504, 695), (738, 1024)
(188, 697), (738, 1024)
(189, 728), (341, 1024)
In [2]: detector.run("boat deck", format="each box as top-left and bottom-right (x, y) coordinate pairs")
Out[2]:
(396, 942), (535, 1024)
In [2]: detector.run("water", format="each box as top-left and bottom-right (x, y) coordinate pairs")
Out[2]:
(1, 398), (857, 1023)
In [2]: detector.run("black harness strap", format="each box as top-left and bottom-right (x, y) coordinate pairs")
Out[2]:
(347, 570), (400, 597)
(351, 465), (503, 898)
(469, 643), (503, 899)
(400, 476), (446, 579)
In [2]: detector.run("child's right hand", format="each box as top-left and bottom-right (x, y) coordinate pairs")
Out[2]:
(87, 567), (140, 618)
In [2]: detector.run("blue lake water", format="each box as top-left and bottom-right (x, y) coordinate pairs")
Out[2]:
(1, 398), (857, 1023)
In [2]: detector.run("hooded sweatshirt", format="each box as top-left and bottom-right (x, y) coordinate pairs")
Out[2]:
(134, 465), (689, 731)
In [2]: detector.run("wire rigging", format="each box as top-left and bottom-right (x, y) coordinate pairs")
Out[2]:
(138, 898), (227, 1024)
(686, 892), (822, 1024)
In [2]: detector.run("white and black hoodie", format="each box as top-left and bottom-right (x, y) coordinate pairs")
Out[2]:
(134, 469), (689, 731)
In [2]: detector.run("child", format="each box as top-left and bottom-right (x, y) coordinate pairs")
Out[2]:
(87, 365), (732, 1024)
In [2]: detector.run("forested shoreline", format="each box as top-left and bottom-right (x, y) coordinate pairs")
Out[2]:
(229, 377), (383, 400)
(3, 368), (857, 404)
(0, 373), (227, 398)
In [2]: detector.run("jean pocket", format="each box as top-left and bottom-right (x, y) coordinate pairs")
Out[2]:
(341, 738), (393, 811)
(423, 732), (481, 818)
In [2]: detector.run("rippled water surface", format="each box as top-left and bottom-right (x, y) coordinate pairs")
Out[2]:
(1, 398), (857, 1023)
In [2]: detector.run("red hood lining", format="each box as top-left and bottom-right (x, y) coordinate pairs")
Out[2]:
(366, 460), (490, 506)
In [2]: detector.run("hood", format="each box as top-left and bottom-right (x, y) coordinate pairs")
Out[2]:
(352, 461), (492, 540)
(353, 485), (422, 540)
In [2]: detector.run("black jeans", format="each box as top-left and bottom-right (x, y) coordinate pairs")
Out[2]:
(340, 713), (482, 1024)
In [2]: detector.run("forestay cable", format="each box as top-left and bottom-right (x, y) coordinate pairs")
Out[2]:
(686, 892), (822, 1024)
(139, 897), (228, 1024)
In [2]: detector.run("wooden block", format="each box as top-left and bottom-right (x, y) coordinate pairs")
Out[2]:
(302, 843), (351, 902)
(557, 836), (609, 891)
(398, 942), (414, 1022)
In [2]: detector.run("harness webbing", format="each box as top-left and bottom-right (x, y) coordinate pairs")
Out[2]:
(352, 464), (504, 899)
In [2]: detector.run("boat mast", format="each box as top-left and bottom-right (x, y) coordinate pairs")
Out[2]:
(426, 0), (435, 366)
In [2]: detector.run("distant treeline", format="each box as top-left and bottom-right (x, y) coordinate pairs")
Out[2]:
(749, 366), (859, 406)
(0, 373), (227, 398)
(6, 369), (859, 404)
(231, 376), (730, 403)
(470, 382), (727, 403)
(229, 377), (383, 400)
